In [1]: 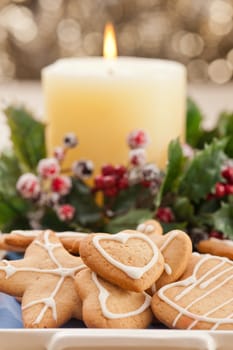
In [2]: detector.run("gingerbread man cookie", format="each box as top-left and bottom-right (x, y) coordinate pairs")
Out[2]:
(151, 253), (233, 330)
(198, 238), (233, 260)
(75, 268), (152, 328)
(137, 219), (163, 236)
(0, 233), (25, 253)
(4, 229), (88, 254)
(0, 230), (86, 328)
(79, 230), (164, 292)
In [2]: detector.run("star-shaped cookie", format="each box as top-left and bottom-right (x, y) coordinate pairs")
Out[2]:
(0, 230), (86, 328)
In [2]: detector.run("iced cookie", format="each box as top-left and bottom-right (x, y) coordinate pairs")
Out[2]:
(0, 233), (25, 253)
(75, 268), (152, 328)
(150, 230), (192, 290)
(137, 220), (163, 236)
(0, 230), (86, 328)
(198, 238), (233, 260)
(4, 229), (88, 254)
(79, 230), (164, 292)
(151, 253), (233, 330)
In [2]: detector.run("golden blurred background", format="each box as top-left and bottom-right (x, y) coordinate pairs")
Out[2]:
(1, 0), (233, 84)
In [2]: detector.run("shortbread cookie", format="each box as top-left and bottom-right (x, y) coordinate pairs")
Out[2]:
(150, 230), (192, 290)
(198, 238), (233, 260)
(79, 230), (164, 292)
(4, 230), (87, 254)
(75, 268), (152, 328)
(137, 220), (163, 236)
(151, 253), (233, 330)
(0, 230), (86, 328)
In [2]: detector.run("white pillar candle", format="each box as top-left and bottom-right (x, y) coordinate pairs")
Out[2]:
(42, 57), (186, 172)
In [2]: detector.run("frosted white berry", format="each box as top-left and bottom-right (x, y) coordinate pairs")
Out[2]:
(72, 160), (94, 178)
(56, 204), (75, 221)
(129, 148), (146, 166)
(16, 173), (40, 199)
(127, 130), (149, 149)
(53, 146), (65, 162)
(63, 133), (78, 148)
(37, 158), (60, 178)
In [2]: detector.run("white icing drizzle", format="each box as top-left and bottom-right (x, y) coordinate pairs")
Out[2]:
(92, 232), (159, 279)
(157, 254), (233, 329)
(164, 263), (172, 275)
(159, 231), (179, 252)
(0, 230), (86, 324)
(158, 231), (180, 276)
(91, 272), (151, 319)
(137, 223), (154, 234)
(11, 230), (87, 240)
(210, 237), (233, 247)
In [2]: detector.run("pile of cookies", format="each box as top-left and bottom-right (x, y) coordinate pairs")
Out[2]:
(0, 220), (232, 330)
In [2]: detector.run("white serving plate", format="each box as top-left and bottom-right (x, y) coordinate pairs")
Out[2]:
(0, 329), (232, 350)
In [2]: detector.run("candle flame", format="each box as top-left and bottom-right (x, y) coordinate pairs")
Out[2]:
(103, 22), (117, 59)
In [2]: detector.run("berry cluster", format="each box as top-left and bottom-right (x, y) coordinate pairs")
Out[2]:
(16, 133), (93, 222)
(93, 130), (162, 198)
(214, 166), (233, 198)
(94, 164), (128, 197)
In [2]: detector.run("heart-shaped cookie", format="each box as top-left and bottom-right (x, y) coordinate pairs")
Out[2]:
(79, 230), (164, 292)
(149, 230), (192, 290)
(151, 253), (233, 330)
(75, 268), (152, 328)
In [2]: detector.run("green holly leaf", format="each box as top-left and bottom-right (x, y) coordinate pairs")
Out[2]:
(179, 139), (226, 203)
(67, 178), (102, 227)
(110, 184), (154, 214)
(217, 112), (233, 157)
(173, 196), (195, 223)
(186, 98), (204, 148)
(212, 203), (233, 239)
(4, 105), (46, 172)
(156, 139), (184, 207)
(0, 152), (29, 230)
(160, 221), (187, 234)
(105, 209), (153, 234)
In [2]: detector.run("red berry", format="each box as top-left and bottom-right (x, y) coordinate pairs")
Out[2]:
(115, 165), (127, 177)
(215, 182), (226, 198)
(209, 231), (223, 239)
(118, 177), (129, 190)
(206, 193), (215, 200)
(104, 188), (118, 197)
(101, 164), (115, 176)
(51, 176), (71, 195)
(156, 207), (174, 223)
(102, 175), (116, 188)
(225, 184), (233, 195)
(141, 180), (151, 188)
(94, 175), (104, 190)
(222, 167), (233, 183)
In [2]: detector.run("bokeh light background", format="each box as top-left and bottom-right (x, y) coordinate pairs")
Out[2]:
(1, 0), (233, 84)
